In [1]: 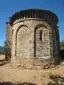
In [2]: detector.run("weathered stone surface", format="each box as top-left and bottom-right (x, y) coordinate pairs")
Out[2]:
(6, 9), (60, 68)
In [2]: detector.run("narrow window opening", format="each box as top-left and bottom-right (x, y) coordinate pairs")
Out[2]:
(40, 30), (42, 41)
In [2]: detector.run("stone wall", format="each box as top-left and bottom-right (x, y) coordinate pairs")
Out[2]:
(6, 22), (12, 61)
(35, 25), (50, 58)
(11, 19), (56, 66)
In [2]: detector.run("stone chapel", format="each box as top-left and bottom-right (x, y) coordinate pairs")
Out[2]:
(6, 9), (60, 68)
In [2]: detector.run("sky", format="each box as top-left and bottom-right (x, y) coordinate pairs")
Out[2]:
(0, 0), (64, 46)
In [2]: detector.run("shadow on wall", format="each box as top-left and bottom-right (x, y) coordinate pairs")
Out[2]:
(48, 75), (64, 85)
(60, 49), (64, 63)
(0, 82), (37, 85)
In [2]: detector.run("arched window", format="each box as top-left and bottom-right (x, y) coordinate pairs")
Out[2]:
(40, 30), (42, 41)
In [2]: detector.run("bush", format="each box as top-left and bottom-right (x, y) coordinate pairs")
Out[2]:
(3, 41), (11, 62)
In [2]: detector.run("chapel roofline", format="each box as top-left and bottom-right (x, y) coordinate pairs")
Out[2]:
(9, 9), (58, 25)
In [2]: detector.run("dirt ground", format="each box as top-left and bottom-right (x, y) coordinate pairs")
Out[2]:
(0, 54), (5, 60)
(0, 55), (64, 85)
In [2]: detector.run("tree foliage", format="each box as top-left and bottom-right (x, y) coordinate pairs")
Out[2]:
(0, 46), (4, 54)
(60, 40), (64, 49)
(3, 41), (11, 62)
(3, 41), (7, 54)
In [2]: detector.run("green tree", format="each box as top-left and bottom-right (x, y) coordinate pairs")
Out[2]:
(3, 41), (11, 62)
(3, 41), (7, 54)
(60, 40), (64, 49)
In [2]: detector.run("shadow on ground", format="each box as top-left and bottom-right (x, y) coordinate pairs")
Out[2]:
(0, 59), (7, 66)
(0, 82), (36, 85)
(48, 75), (64, 85)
